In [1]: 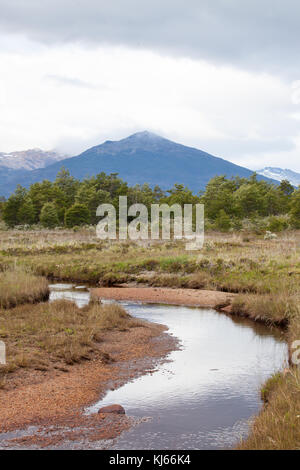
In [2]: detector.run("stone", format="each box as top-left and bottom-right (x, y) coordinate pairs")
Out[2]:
(98, 404), (125, 415)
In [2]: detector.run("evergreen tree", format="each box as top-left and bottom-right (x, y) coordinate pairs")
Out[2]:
(279, 179), (294, 197)
(28, 180), (65, 223)
(3, 197), (20, 227)
(3, 185), (27, 227)
(40, 202), (59, 228)
(94, 172), (128, 198)
(54, 168), (79, 207)
(289, 188), (300, 228)
(234, 183), (265, 217)
(3, 170), (296, 230)
(65, 203), (90, 228)
(164, 184), (199, 207)
(0, 196), (5, 221)
(17, 197), (35, 225)
(215, 209), (231, 232)
(153, 185), (165, 201)
(200, 176), (237, 219)
(75, 183), (111, 224)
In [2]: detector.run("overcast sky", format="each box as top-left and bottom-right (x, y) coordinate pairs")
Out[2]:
(0, 0), (300, 171)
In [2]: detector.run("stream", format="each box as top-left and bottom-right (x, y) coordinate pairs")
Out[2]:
(49, 284), (288, 450)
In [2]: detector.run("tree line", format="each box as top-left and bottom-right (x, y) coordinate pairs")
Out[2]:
(0, 168), (299, 231)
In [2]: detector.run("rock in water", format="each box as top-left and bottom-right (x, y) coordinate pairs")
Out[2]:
(98, 404), (125, 415)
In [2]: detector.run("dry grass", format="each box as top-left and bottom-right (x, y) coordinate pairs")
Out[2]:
(0, 269), (49, 309)
(0, 299), (142, 383)
(288, 304), (300, 344)
(231, 292), (299, 327)
(232, 294), (300, 449)
(237, 368), (300, 450)
(0, 230), (299, 295)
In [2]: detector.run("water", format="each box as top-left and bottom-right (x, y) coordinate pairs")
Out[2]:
(49, 284), (288, 450)
(49, 283), (90, 307)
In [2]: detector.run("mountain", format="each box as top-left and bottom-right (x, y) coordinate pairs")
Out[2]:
(0, 149), (68, 198)
(0, 149), (67, 171)
(0, 131), (276, 197)
(257, 167), (300, 187)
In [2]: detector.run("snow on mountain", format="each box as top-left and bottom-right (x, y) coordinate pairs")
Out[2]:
(0, 149), (68, 171)
(257, 167), (300, 187)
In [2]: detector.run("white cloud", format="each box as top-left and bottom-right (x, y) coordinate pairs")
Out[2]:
(0, 36), (299, 171)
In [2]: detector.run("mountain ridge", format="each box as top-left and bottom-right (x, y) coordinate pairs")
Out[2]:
(1, 131), (278, 197)
(0, 148), (68, 171)
(257, 167), (300, 187)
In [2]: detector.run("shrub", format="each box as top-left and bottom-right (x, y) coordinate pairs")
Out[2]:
(17, 198), (36, 225)
(65, 203), (90, 228)
(268, 216), (289, 232)
(215, 210), (231, 232)
(2, 186), (26, 227)
(289, 188), (300, 229)
(40, 202), (59, 228)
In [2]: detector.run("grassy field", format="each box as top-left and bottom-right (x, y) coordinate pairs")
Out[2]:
(0, 229), (299, 295)
(0, 269), (49, 309)
(0, 227), (299, 448)
(0, 297), (142, 389)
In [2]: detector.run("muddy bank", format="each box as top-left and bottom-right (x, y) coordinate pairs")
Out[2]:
(92, 286), (236, 309)
(0, 318), (177, 447)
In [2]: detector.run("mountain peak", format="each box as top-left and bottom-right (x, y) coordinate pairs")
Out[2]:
(124, 130), (166, 142)
(1, 132), (278, 197)
(102, 131), (164, 147)
(129, 130), (160, 138)
(257, 167), (300, 186)
(97, 130), (172, 155)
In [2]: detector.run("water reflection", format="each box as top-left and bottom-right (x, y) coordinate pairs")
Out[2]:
(50, 285), (288, 450)
(49, 283), (90, 308)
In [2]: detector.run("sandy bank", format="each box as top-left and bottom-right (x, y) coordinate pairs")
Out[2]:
(0, 319), (177, 448)
(92, 286), (235, 309)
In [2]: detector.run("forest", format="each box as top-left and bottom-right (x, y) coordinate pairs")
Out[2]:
(1, 168), (299, 232)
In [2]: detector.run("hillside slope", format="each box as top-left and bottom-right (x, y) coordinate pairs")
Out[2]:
(257, 167), (300, 187)
(1, 131), (276, 197)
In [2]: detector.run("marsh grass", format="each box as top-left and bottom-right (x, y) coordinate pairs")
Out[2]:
(237, 368), (300, 450)
(0, 299), (141, 381)
(0, 229), (299, 292)
(233, 298), (300, 449)
(0, 269), (49, 309)
(231, 292), (299, 326)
